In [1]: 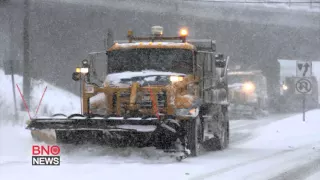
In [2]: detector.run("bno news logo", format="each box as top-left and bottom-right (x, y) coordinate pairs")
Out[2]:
(32, 145), (61, 166)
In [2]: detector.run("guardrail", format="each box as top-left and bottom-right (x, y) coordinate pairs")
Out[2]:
(183, 0), (320, 10)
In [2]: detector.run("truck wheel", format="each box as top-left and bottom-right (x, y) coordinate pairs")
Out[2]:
(186, 116), (203, 157)
(203, 109), (229, 150)
(223, 111), (230, 148)
(215, 110), (229, 150)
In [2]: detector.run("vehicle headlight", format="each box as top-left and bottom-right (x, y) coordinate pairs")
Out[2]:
(170, 76), (184, 82)
(76, 67), (89, 74)
(242, 82), (255, 93)
(175, 108), (199, 117)
(282, 84), (288, 91)
(80, 68), (89, 74)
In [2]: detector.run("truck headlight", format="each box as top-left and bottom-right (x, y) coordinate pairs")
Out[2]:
(76, 67), (89, 74)
(282, 84), (288, 91)
(175, 108), (199, 117)
(170, 76), (184, 82)
(80, 68), (89, 74)
(242, 82), (255, 93)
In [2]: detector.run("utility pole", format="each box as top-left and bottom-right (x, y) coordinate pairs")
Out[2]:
(8, 8), (18, 122)
(23, 0), (31, 109)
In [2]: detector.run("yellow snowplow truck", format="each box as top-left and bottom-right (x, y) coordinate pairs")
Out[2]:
(228, 70), (269, 119)
(27, 26), (230, 161)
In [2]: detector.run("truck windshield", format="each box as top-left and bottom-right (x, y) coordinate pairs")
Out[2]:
(107, 48), (193, 74)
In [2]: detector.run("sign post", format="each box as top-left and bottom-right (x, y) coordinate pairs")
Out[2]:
(4, 60), (22, 122)
(303, 93), (305, 122)
(295, 60), (313, 122)
(10, 61), (18, 122)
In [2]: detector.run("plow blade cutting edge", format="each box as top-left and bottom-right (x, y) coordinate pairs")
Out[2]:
(26, 115), (160, 131)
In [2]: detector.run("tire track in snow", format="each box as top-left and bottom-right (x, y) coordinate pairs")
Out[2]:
(229, 113), (296, 145)
(189, 141), (320, 180)
(189, 149), (295, 180)
(243, 146), (320, 180)
(231, 113), (297, 131)
(269, 157), (320, 180)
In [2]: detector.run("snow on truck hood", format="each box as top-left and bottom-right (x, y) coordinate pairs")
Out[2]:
(104, 70), (185, 85)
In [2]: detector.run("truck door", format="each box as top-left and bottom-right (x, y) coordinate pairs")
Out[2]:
(87, 51), (107, 85)
(196, 51), (215, 103)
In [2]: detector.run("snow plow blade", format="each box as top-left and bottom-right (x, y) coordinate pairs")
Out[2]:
(26, 114), (191, 161)
(26, 115), (160, 130)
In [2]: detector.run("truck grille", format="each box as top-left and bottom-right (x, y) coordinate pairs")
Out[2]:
(229, 91), (246, 103)
(138, 91), (166, 108)
(113, 91), (166, 108)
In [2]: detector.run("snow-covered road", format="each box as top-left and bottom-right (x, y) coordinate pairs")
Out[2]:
(1, 70), (320, 180)
(1, 111), (320, 180)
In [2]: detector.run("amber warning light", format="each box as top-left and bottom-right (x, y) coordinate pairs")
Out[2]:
(179, 28), (188, 36)
(32, 145), (61, 166)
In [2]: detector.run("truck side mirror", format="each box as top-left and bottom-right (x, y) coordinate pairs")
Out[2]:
(215, 53), (226, 68)
(72, 72), (81, 81)
(211, 40), (216, 52)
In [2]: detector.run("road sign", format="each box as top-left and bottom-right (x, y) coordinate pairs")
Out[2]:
(295, 78), (312, 95)
(296, 61), (312, 77)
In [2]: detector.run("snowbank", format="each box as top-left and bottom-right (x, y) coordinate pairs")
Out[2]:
(305, 171), (320, 180)
(0, 125), (35, 164)
(237, 109), (320, 149)
(0, 69), (80, 123)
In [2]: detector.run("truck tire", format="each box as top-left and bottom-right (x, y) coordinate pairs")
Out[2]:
(203, 107), (229, 150)
(221, 110), (230, 149)
(215, 110), (229, 150)
(186, 116), (204, 157)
